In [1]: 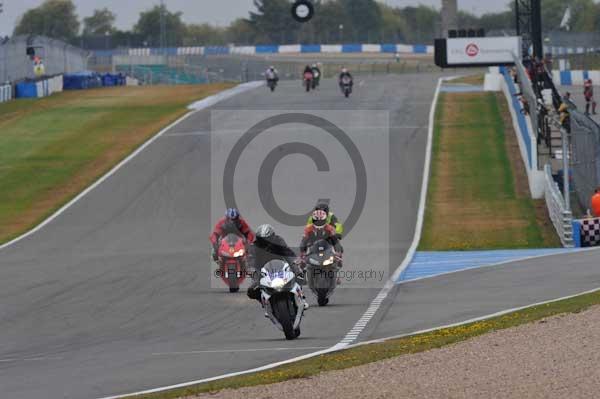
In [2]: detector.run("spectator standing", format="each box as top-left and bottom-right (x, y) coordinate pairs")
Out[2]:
(559, 102), (571, 133)
(591, 188), (600, 217)
(584, 79), (597, 115)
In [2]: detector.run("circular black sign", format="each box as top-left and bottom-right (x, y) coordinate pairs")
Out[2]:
(291, 1), (314, 23)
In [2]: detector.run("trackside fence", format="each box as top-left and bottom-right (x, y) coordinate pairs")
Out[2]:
(544, 164), (574, 247)
(569, 107), (600, 213)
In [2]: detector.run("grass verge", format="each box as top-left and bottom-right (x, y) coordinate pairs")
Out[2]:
(126, 288), (600, 398)
(0, 83), (233, 244)
(419, 91), (560, 249)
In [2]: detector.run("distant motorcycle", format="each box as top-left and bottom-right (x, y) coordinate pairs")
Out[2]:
(260, 259), (305, 340)
(305, 239), (340, 306)
(311, 69), (320, 89)
(340, 75), (352, 98)
(303, 71), (314, 92)
(217, 233), (248, 293)
(267, 79), (277, 92)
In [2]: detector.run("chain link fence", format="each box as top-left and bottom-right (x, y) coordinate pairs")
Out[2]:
(0, 35), (88, 83)
(569, 108), (600, 213)
(105, 54), (438, 84)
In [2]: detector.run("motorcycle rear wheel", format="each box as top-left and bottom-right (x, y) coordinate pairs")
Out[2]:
(317, 288), (329, 306)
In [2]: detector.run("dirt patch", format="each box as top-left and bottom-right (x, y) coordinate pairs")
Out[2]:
(449, 74), (485, 86)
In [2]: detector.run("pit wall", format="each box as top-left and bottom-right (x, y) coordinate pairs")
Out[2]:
(495, 66), (545, 199)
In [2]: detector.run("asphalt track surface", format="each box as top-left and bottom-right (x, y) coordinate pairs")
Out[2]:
(0, 74), (441, 398)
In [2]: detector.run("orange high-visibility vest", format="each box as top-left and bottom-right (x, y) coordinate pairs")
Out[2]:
(592, 193), (600, 217)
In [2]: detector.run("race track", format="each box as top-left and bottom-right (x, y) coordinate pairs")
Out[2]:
(0, 74), (440, 398)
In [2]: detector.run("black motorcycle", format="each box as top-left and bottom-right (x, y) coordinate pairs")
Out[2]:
(340, 75), (353, 98)
(305, 239), (340, 306)
(267, 79), (277, 92)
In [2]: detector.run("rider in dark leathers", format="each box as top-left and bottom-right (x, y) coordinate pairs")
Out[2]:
(247, 224), (308, 309)
(338, 67), (353, 93)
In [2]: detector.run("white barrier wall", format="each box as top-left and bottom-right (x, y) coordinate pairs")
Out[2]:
(126, 77), (139, 86)
(35, 75), (63, 98)
(0, 83), (11, 103)
(498, 68), (545, 198)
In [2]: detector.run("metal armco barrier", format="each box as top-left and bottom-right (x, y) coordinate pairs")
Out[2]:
(0, 83), (11, 103)
(544, 164), (574, 247)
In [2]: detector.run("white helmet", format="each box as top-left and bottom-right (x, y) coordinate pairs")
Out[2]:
(341, 67), (348, 73)
(256, 224), (275, 238)
(312, 63), (317, 68)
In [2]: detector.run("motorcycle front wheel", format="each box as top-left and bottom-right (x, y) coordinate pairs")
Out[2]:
(272, 296), (297, 340)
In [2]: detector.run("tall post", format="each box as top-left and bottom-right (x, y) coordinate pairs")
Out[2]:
(160, 0), (167, 53)
(441, 0), (458, 38)
(562, 127), (571, 212)
(531, 0), (543, 58)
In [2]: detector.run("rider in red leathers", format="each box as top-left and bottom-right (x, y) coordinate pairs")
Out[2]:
(209, 208), (255, 261)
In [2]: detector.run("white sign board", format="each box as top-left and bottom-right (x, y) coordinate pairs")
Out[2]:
(447, 37), (521, 65)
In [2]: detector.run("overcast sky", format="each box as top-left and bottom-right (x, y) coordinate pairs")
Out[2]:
(0, 0), (513, 37)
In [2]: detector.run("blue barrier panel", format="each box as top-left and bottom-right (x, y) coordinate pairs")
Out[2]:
(413, 44), (427, 54)
(583, 70), (590, 80)
(16, 82), (38, 98)
(256, 45), (279, 54)
(572, 220), (582, 248)
(94, 50), (114, 57)
(102, 74), (116, 87)
(64, 72), (102, 90)
(501, 66), (532, 169)
(381, 44), (397, 53)
(204, 46), (231, 55)
(301, 44), (321, 53)
(342, 44), (361, 53)
(560, 70), (572, 85)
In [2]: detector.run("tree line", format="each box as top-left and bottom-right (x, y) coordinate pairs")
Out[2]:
(11, 0), (600, 49)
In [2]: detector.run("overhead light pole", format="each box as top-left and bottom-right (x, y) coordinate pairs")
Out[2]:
(516, 0), (543, 58)
(159, 0), (167, 52)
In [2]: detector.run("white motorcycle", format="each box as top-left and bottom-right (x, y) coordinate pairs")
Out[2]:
(260, 259), (305, 340)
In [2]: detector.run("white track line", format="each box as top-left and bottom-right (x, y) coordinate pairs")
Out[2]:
(336, 77), (445, 346)
(339, 285), (600, 350)
(0, 82), (261, 252)
(152, 346), (327, 356)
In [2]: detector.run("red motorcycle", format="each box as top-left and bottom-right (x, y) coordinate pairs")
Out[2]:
(303, 71), (314, 92)
(217, 233), (248, 292)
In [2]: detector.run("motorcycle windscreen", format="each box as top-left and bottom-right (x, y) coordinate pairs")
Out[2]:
(262, 259), (289, 277)
(308, 239), (334, 256)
